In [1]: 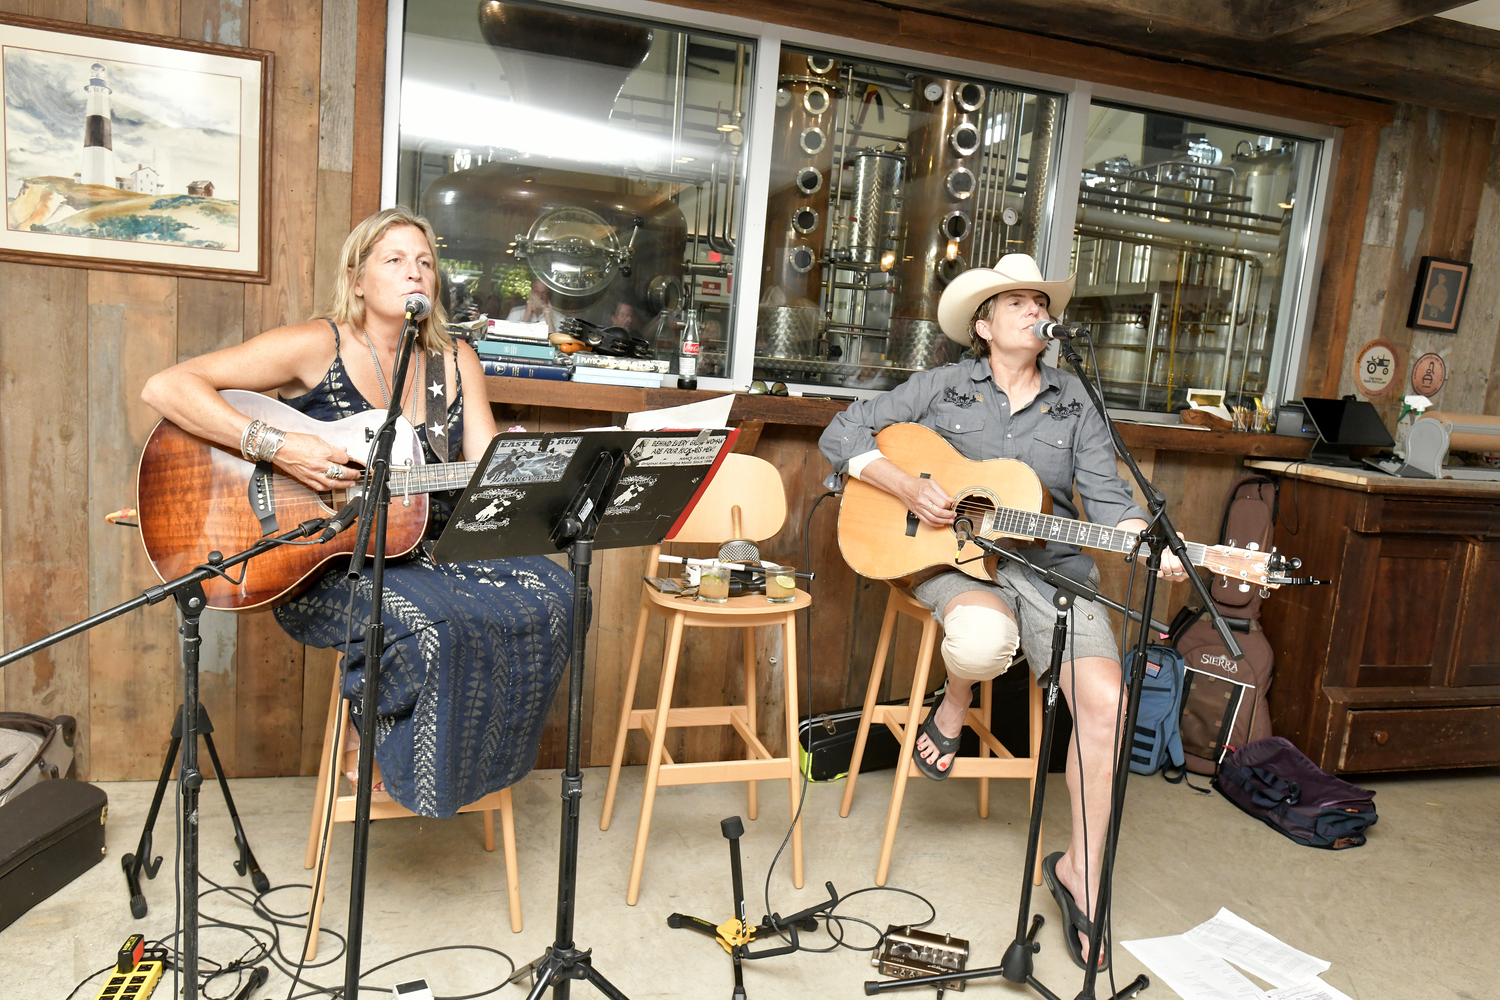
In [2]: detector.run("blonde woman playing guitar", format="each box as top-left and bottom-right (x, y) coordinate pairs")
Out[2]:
(140, 207), (574, 818)
(820, 254), (1187, 972)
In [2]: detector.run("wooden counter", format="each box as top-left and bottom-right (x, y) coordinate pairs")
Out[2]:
(1246, 461), (1500, 774)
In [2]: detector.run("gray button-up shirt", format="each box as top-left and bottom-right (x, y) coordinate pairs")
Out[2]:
(820, 356), (1149, 583)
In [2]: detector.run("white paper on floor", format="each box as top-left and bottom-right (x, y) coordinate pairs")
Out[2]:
(1184, 908), (1332, 988)
(1263, 980), (1355, 1000)
(1121, 936), (1264, 1000)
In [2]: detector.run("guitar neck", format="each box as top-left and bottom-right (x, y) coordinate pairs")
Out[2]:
(387, 461), (479, 496)
(984, 506), (1208, 566)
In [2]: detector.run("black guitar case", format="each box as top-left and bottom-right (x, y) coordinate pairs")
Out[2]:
(0, 779), (108, 930)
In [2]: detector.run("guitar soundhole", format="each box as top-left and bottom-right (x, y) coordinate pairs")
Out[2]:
(954, 493), (995, 536)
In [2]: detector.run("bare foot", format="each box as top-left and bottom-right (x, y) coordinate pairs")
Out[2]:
(915, 681), (972, 773)
(341, 726), (385, 793)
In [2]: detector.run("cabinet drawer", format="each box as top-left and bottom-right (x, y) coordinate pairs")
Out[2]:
(1338, 705), (1500, 772)
(1373, 501), (1500, 534)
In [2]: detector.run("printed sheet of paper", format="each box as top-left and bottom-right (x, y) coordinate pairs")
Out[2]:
(625, 394), (734, 430)
(1185, 908), (1331, 989)
(1121, 936), (1264, 1000)
(1264, 980), (1355, 1000)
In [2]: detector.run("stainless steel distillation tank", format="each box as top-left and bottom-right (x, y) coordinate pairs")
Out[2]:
(887, 77), (988, 371)
(419, 3), (688, 331)
(757, 52), (841, 359)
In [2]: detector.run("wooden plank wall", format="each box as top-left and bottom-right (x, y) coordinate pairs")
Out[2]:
(1332, 106), (1500, 420)
(0, 0), (375, 780)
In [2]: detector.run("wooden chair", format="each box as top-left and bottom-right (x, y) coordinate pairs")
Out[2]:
(839, 584), (1045, 887)
(302, 663), (522, 959)
(600, 453), (807, 906)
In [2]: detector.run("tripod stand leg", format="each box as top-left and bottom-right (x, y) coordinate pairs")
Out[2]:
(201, 723), (270, 894)
(122, 730), (180, 919)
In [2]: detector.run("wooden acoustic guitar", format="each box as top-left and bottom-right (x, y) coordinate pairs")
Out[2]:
(837, 423), (1287, 588)
(138, 390), (481, 611)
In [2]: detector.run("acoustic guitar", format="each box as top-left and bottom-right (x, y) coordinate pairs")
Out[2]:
(137, 390), (480, 611)
(837, 423), (1287, 587)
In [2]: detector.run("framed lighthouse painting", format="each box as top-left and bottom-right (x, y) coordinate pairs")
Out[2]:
(0, 14), (271, 282)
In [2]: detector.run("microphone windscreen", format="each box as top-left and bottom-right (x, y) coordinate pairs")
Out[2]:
(404, 292), (432, 320)
(1032, 319), (1054, 341)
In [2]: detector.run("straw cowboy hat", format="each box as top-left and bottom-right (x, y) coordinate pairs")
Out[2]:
(936, 253), (1076, 345)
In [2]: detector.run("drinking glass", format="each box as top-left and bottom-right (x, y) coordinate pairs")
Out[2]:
(697, 561), (731, 603)
(764, 563), (797, 603)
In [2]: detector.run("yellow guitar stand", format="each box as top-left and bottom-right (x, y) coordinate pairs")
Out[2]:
(667, 816), (832, 1000)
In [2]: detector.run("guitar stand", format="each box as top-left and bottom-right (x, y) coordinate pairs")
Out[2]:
(122, 702), (269, 918)
(0, 516), (342, 1000)
(667, 816), (830, 1000)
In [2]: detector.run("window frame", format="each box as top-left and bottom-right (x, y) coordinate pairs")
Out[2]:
(382, 0), (1340, 405)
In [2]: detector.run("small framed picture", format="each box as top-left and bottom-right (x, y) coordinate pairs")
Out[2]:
(1407, 257), (1471, 332)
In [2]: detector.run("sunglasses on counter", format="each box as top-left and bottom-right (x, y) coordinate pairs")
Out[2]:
(748, 380), (789, 396)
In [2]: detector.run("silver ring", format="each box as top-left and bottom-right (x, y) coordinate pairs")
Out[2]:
(327, 464), (344, 480)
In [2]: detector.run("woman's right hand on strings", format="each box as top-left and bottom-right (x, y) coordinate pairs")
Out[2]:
(274, 431), (359, 492)
(899, 473), (956, 528)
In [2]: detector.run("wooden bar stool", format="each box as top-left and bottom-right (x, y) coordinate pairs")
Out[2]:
(839, 584), (1044, 887)
(600, 453), (807, 906)
(303, 663), (522, 959)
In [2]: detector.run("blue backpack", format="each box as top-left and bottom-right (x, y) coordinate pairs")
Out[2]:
(1125, 645), (1186, 776)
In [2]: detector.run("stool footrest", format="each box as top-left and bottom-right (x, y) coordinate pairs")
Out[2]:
(655, 758), (796, 786)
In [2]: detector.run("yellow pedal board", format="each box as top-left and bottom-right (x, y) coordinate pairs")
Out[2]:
(93, 959), (165, 1000)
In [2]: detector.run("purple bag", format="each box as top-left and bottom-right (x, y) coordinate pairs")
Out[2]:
(1214, 737), (1377, 849)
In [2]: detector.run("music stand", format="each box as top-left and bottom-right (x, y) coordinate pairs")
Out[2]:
(436, 425), (738, 999)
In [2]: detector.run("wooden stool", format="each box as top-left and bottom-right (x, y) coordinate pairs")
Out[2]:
(303, 665), (522, 959)
(599, 453), (806, 906)
(839, 584), (1044, 887)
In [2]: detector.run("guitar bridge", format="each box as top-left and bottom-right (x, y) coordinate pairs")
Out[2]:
(248, 462), (278, 536)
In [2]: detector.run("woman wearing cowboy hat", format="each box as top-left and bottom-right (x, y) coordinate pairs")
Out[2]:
(820, 253), (1189, 970)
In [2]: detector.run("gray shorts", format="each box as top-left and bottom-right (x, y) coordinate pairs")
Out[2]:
(910, 564), (1121, 678)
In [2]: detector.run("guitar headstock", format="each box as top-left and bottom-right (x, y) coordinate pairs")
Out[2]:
(1199, 544), (1285, 588)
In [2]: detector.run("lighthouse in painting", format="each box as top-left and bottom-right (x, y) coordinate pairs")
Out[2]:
(80, 62), (114, 187)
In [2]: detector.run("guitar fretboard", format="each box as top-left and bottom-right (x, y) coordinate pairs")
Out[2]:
(979, 505), (1209, 566)
(386, 461), (480, 496)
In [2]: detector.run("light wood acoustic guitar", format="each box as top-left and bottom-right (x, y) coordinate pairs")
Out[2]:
(137, 390), (481, 611)
(837, 423), (1287, 588)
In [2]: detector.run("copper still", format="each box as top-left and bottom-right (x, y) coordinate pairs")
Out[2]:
(888, 77), (987, 370)
(758, 52), (841, 359)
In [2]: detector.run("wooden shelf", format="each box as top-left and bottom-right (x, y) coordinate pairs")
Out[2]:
(486, 375), (1316, 458)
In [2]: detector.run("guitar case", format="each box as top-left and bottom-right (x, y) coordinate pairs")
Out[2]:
(0, 779), (108, 931)
(1170, 476), (1279, 775)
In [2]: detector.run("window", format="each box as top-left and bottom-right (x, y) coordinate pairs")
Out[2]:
(753, 47), (1064, 390)
(394, 1), (757, 376)
(1067, 103), (1324, 413)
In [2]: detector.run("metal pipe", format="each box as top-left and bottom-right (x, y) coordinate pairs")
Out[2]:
(670, 33), (686, 171)
(1020, 94), (1058, 259)
(1077, 205), (1280, 255)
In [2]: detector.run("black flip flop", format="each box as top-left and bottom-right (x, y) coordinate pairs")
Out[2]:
(913, 713), (962, 781)
(1042, 852), (1110, 971)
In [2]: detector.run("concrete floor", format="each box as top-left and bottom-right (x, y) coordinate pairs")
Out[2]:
(4, 762), (1496, 999)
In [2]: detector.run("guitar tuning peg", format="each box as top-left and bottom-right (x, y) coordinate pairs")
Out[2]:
(1238, 582), (1251, 593)
(1247, 542), (1260, 551)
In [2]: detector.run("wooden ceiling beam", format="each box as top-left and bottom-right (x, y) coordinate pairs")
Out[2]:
(1262, 0), (1472, 47)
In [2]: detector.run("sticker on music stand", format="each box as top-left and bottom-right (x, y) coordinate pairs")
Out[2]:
(606, 475), (658, 516)
(1410, 352), (1447, 397)
(452, 487), (524, 532)
(480, 436), (580, 485)
(1353, 339), (1399, 397)
(629, 435), (724, 467)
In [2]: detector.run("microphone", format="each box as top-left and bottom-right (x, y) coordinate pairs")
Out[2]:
(1033, 318), (1087, 341)
(954, 516), (974, 543)
(317, 495), (365, 543)
(404, 292), (432, 321)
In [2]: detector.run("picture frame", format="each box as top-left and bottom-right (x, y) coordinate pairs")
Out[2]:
(1, 13), (272, 282)
(1406, 256), (1471, 332)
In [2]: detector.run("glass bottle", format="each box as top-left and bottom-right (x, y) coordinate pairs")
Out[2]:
(677, 308), (700, 390)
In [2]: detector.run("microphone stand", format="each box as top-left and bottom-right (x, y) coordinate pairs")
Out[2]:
(341, 305), (423, 1000)
(0, 515), (343, 1000)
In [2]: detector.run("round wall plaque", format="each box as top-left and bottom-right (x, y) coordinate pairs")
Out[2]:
(1410, 352), (1448, 396)
(1354, 339), (1399, 397)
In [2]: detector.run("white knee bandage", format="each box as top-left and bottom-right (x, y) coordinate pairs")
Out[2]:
(940, 605), (1020, 682)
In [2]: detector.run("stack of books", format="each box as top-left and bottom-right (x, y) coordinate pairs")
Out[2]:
(476, 318), (569, 380)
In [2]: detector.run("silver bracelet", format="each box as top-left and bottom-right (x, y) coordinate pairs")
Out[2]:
(252, 424), (286, 463)
(240, 419), (264, 462)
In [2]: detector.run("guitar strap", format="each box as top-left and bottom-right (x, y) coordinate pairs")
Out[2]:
(421, 337), (460, 463)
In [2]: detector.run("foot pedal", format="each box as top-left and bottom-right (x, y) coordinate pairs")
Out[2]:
(873, 925), (969, 992)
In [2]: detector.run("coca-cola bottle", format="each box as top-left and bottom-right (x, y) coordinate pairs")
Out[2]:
(677, 308), (700, 390)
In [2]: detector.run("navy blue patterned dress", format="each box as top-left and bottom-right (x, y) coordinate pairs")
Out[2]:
(273, 322), (574, 818)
